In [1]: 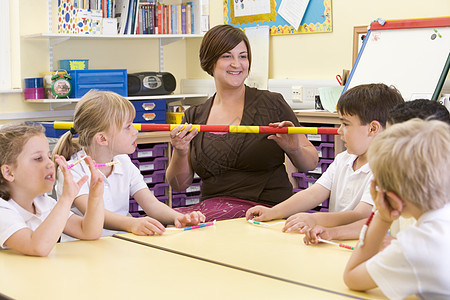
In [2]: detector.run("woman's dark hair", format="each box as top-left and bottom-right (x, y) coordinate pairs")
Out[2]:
(199, 24), (252, 76)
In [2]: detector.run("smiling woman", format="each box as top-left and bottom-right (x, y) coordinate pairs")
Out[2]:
(166, 24), (319, 221)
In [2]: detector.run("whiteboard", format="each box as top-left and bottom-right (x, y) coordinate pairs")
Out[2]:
(345, 19), (450, 101)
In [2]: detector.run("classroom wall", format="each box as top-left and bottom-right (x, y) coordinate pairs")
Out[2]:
(187, 0), (450, 79)
(1, 0), (449, 122)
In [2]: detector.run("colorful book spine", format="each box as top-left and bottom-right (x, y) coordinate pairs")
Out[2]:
(157, 4), (163, 34)
(167, 5), (172, 34)
(108, 0), (113, 17)
(177, 4), (182, 34)
(148, 4), (154, 34)
(172, 5), (177, 34)
(164, 5), (169, 34)
(140, 4), (146, 34)
(187, 1), (194, 34)
(186, 2), (192, 34)
(102, 0), (107, 17)
(181, 4), (186, 34)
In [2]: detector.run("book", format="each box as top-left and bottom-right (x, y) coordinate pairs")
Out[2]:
(141, 4), (148, 34)
(171, 5), (177, 34)
(102, 0), (107, 17)
(186, 2), (191, 34)
(148, 4), (155, 34)
(114, 0), (130, 34)
(58, 0), (78, 34)
(181, 4), (186, 34)
(75, 8), (92, 34)
(108, 0), (113, 18)
(177, 4), (182, 35)
(164, 5), (169, 34)
(131, 0), (140, 34)
(91, 9), (103, 34)
(200, 0), (209, 33)
(124, 0), (135, 34)
(157, 4), (163, 34)
(167, 5), (172, 34)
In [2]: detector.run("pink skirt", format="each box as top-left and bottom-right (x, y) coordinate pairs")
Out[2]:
(173, 196), (271, 222)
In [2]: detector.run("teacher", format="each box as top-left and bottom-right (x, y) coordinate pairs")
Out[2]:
(166, 24), (318, 221)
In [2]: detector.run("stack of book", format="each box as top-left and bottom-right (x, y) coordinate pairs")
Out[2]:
(116, 0), (202, 35)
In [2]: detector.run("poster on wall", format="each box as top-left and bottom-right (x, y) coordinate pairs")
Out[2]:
(224, 0), (332, 35)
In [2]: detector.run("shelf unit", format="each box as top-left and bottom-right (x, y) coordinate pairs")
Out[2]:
(21, 33), (207, 113)
(22, 33), (204, 72)
(24, 94), (208, 110)
(21, 0), (208, 106)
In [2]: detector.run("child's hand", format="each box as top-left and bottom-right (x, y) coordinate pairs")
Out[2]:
(283, 212), (316, 233)
(370, 180), (401, 223)
(174, 211), (206, 227)
(170, 123), (198, 155)
(267, 121), (299, 153)
(130, 216), (166, 235)
(303, 225), (330, 245)
(245, 205), (273, 221)
(84, 156), (104, 199)
(55, 154), (89, 203)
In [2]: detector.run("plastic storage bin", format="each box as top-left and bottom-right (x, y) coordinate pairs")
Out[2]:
(166, 112), (184, 124)
(148, 182), (169, 197)
(292, 173), (320, 189)
(172, 179), (202, 194)
(306, 133), (335, 142)
(308, 159), (334, 175)
(134, 111), (166, 123)
(132, 99), (167, 124)
(143, 170), (166, 184)
(68, 69), (127, 98)
(315, 142), (335, 158)
(39, 122), (69, 138)
(130, 143), (168, 159)
(172, 194), (201, 208)
(59, 59), (89, 71)
(131, 156), (168, 172)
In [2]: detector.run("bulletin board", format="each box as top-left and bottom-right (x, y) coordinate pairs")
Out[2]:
(224, 0), (332, 35)
(344, 17), (450, 101)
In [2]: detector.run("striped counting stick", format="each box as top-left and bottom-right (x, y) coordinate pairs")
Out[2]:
(166, 220), (216, 231)
(317, 238), (354, 250)
(54, 122), (338, 135)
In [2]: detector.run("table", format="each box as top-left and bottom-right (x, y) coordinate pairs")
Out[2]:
(0, 236), (355, 299)
(115, 218), (387, 300)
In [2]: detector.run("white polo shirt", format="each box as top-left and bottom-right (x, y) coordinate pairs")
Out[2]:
(0, 194), (69, 248)
(316, 151), (374, 212)
(367, 203), (450, 299)
(56, 150), (148, 237)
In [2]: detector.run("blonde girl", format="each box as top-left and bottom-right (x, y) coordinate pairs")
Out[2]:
(0, 123), (103, 256)
(53, 91), (205, 238)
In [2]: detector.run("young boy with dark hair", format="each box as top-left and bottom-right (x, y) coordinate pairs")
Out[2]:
(246, 84), (404, 241)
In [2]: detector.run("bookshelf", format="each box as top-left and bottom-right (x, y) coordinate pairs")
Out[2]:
(20, 0), (210, 112)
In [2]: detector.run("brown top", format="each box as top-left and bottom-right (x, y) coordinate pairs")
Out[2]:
(183, 86), (301, 206)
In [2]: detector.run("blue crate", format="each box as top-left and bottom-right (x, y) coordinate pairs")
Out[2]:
(39, 122), (68, 138)
(134, 110), (166, 123)
(68, 69), (127, 98)
(132, 99), (167, 112)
